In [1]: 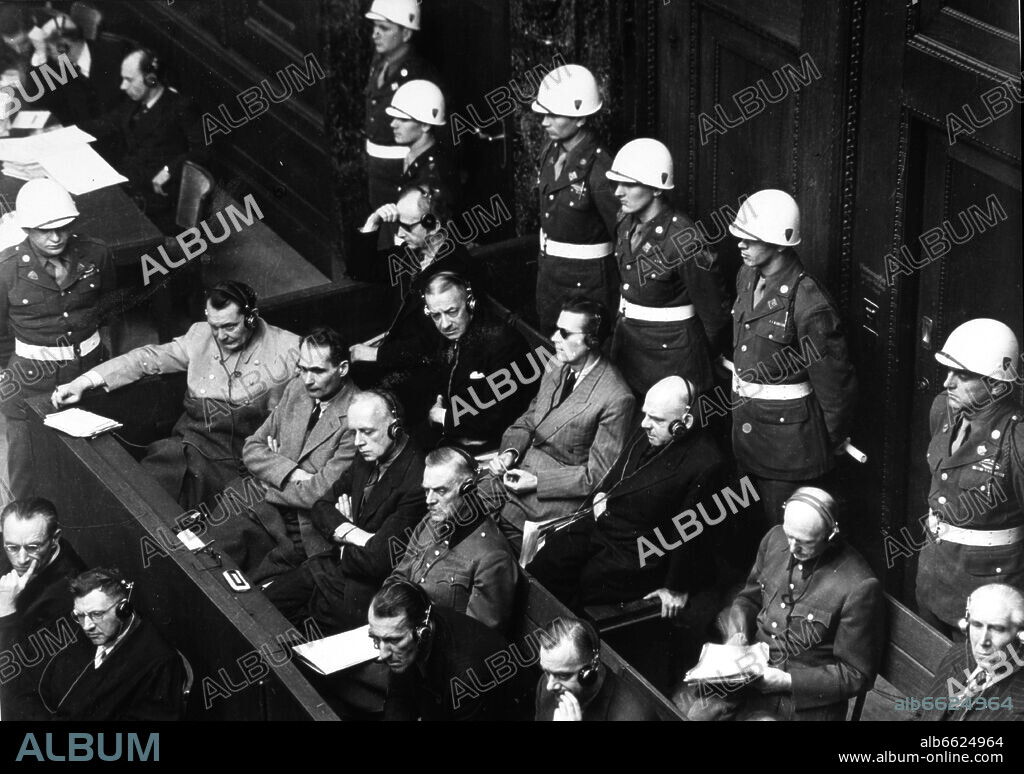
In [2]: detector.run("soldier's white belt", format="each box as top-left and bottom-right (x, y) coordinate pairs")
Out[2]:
(365, 139), (408, 160)
(732, 372), (812, 400)
(539, 230), (613, 260)
(15, 331), (100, 361)
(618, 300), (695, 322)
(927, 512), (1024, 546)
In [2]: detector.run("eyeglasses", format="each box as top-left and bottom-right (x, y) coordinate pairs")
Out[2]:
(4, 541), (50, 556)
(554, 327), (586, 339)
(398, 217), (426, 230)
(71, 601), (119, 624)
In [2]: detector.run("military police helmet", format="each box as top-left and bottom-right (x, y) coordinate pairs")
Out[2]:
(386, 80), (446, 125)
(935, 319), (1020, 383)
(605, 138), (675, 190)
(728, 189), (801, 247)
(530, 64), (603, 118)
(15, 179), (80, 230)
(365, 0), (421, 30)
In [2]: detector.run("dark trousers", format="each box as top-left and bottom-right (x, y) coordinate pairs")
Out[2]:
(745, 471), (839, 528)
(264, 564), (318, 628)
(535, 253), (618, 336)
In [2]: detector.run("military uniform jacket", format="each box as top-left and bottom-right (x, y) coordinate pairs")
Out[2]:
(917, 394), (1024, 626)
(388, 510), (519, 633)
(727, 527), (883, 717)
(537, 130), (619, 248)
(731, 258), (857, 480)
(0, 236), (116, 416)
(364, 49), (441, 147)
(401, 142), (461, 216)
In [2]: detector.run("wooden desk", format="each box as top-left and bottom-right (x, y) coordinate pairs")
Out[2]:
(24, 395), (339, 721)
(0, 175), (164, 268)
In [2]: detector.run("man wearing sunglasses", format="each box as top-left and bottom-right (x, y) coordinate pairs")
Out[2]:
(37, 568), (185, 720)
(0, 498), (85, 720)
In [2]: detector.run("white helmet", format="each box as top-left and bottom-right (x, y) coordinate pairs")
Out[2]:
(386, 80), (446, 125)
(935, 319), (1020, 382)
(729, 189), (801, 246)
(530, 64), (602, 118)
(605, 138), (674, 190)
(365, 0), (420, 30)
(16, 179), (79, 230)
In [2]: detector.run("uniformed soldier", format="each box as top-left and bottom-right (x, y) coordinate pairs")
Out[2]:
(531, 64), (620, 335)
(606, 138), (731, 397)
(363, 0), (441, 211)
(0, 180), (116, 498)
(727, 189), (857, 524)
(916, 319), (1024, 637)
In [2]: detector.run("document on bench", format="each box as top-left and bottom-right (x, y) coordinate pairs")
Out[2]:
(40, 144), (128, 194)
(683, 642), (770, 686)
(43, 408), (123, 438)
(292, 625), (378, 676)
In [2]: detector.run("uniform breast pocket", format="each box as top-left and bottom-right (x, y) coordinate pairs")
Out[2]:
(789, 602), (833, 644)
(7, 284), (50, 329)
(436, 572), (472, 613)
(753, 315), (796, 347)
(962, 543), (1024, 579)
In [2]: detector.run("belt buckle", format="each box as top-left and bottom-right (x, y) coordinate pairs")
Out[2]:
(73, 342), (81, 359)
(927, 512), (944, 540)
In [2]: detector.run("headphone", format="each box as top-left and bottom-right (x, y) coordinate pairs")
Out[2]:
(575, 619), (602, 685)
(667, 381), (695, 437)
(368, 388), (405, 440)
(114, 579), (135, 620)
(387, 580), (433, 642)
(209, 281), (260, 330)
(958, 593), (1024, 642)
(422, 272), (476, 316)
(137, 47), (163, 87)
(784, 488), (840, 541)
(582, 309), (602, 352)
(415, 184), (441, 231)
(444, 445), (479, 496)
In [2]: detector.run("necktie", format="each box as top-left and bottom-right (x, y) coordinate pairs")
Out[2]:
(950, 418), (971, 455)
(558, 369), (577, 405)
(553, 145), (568, 180)
(753, 273), (767, 307)
(375, 62), (389, 89)
(629, 221), (644, 253)
(305, 402), (322, 438)
(45, 258), (68, 286)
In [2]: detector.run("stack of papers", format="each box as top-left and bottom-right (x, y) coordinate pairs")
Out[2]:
(0, 125), (127, 194)
(683, 642), (771, 686)
(43, 408), (123, 438)
(292, 625), (379, 676)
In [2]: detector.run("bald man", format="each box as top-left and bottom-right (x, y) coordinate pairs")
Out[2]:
(527, 376), (728, 618)
(914, 584), (1024, 721)
(680, 488), (882, 721)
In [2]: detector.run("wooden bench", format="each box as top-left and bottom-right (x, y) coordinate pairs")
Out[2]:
(851, 592), (952, 720)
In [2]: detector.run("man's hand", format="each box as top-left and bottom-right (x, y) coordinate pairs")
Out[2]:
(428, 395), (446, 426)
(503, 469), (537, 494)
(360, 203), (400, 232)
(488, 452), (516, 477)
(552, 690), (583, 721)
(349, 344), (379, 363)
(285, 469), (313, 486)
(336, 494), (352, 520)
(152, 166), (171, 195)
(52, 379), (89, 408)
(756, 666), (792, 693)
(725, 632), (749, 646)
(267, 435), (280, 453)
(0, 560), (37, 616)
(643, 588), (689, 619)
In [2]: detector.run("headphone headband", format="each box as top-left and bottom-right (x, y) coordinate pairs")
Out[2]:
(784, 489), (838, 536)
(209, 281), (259, 329)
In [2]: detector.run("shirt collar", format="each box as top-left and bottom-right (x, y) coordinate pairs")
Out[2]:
(93, 614), (136, 669)
(570, 354), (601, 384)
(76, 42), (91, 78)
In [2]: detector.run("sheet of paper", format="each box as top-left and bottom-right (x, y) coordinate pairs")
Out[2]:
(292, 625), (378, 676)
(43, 408), (122, 438)
(11, 111), (50, 130)
(683, 642), (770, 685)
(0, 125), (97, 162)
(39, 144), (128, 195)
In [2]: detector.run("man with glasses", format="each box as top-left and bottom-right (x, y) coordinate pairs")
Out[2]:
(37, 568), (185, 720)
(677, 487), (882, 721)
(0, 498), (85, 720)
(489, 297), (633, 554)
(201, 327), (358, 580)
(0, 179), (116, 498)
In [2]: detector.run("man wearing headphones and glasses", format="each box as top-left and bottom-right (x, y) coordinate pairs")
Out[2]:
(0, 498), (85, 721)
(53, 281), (301, 511)
(679, 487), (882, 721)
(536, 617), (655, 721)
(369, 579), (521, 721)
(913, 584), (1024, 721)
(528, 376), (727, 621)
(37, 568), (185, 720)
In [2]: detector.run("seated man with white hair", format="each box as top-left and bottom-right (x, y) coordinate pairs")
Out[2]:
(676, 487), (883, 721)
(913, 583), (1024, 721)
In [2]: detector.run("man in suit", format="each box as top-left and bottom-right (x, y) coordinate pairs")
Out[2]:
(81, 47), (207, 232)
(422, 272), (537, 452)
(264, 389), (426, 632)
(37, 568), (185, 721)
(0, 498), (86, 720)
(200, 327), (358, 580)
(527, 376), (727, 617)
(679, 487), (882, 721)
(489, 297), (634, 554)
(914, 584), (1024, 721)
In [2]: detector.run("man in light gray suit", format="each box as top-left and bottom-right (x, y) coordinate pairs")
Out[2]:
(489, 297), (635, 554)
(202, 327), (358, 579)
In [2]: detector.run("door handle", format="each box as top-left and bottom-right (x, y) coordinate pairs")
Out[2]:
(915, 376), (931, 393)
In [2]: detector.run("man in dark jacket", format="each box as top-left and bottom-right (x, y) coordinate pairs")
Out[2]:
(264, 390), (426, 632)
(0, 499), (85, 720)
(37, 568), (185, 721)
